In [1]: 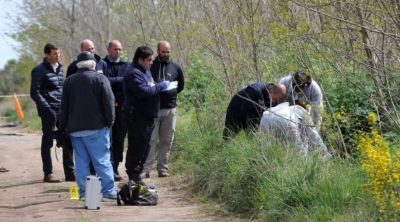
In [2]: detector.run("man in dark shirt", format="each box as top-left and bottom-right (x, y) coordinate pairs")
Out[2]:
(122, 46), (170, 184)
(30, 43), (74, 183)
(58, 52), (117, 201)
(142, 41), (185, 178)
(98, 40), (129, 181)
(223, 82), (287, 140)
(66, 39), (106, 77)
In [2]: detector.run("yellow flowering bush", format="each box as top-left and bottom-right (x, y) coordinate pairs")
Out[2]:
(357, 113), (400, 220)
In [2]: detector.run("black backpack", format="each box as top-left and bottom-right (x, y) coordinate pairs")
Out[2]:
(117, 180), (158, 206)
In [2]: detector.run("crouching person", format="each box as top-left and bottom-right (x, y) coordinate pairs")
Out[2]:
(58, 52), (118, 201)
(259, 102), (332, 159)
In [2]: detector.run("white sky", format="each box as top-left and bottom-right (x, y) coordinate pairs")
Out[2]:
(0, 1), (21, 69)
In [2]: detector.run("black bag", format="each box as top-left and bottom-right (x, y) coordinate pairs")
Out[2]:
(117, 180), (158, 206)
(53, 130), (72, 150)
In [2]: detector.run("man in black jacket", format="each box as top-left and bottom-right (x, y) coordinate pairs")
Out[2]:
(30, 43), (75, 183)
(223, 82), (287, 141)
(58, 52), (117, 201)
(142, 41), (184, 178)
(98, 40), (129, 181)
(66, 39), (106, 77)
(122, 46), (170, 184)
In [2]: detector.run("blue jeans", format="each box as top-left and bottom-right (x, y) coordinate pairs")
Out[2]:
(70, 127), (116, 198)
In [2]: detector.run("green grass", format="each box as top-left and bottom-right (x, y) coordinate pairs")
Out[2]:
(171, 111), (379, 221)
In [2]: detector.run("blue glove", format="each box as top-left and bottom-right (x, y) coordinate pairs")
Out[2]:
(160, 81), (170, 90)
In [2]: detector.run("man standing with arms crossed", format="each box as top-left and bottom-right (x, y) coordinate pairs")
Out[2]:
(98, 40), (129, 181)
(142, 41), (185, 178)
(30, 43), (75, 182)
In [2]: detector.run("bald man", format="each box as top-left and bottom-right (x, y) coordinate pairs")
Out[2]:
(98, 40), (129, 181)
(66, 39), (106, 77)
(223, 83), (286, 141)
(142, 41), (185, 178)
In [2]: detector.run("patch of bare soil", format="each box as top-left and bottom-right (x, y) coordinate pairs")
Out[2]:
(0, 123), (228, 222)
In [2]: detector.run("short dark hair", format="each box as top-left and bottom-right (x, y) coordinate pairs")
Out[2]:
(44, 43), (58, 54)
(292, 71), (312, 89)
(133, 46), (153, 62)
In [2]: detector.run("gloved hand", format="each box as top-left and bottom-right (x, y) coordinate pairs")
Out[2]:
(160, 80), (170, 91)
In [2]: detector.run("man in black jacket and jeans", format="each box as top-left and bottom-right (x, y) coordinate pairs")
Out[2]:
(58, 52), (117, 201)
(30, 43), (75, 183)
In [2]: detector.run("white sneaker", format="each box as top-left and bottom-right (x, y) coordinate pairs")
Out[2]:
(102, 194), (117, 202)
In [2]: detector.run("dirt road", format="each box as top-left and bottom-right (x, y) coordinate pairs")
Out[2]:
(0, 124), (219, 222)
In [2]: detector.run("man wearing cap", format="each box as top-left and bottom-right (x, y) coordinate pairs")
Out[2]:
(66, 39), (106, 77)
(58, 52), (117, 201)
(259, 102), (332, 159)
(223, 82), (287, 141)
(30, 43), (75, 183)
(279, 71), (323, 130)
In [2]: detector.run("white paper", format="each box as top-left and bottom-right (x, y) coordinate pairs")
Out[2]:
(163, 81), (178, 91)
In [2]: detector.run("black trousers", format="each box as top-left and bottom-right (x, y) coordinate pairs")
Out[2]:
(111, 106), (127, 164)
(123, 109), (154, 180)
(38, 107), (74, 177)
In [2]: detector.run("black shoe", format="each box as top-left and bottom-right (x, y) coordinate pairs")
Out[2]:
(65, 174), (76, 182)
(132, 179), (146, 186)
(140, 171), (150, 179)
(114, 173), (122, 181)
(43, 174), (62, 183)
(129, 174), (145, 185)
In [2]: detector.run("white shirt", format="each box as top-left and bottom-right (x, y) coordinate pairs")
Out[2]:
(259, 102), (329, 156)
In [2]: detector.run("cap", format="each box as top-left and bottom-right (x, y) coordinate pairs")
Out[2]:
(77, 51), (96, 63)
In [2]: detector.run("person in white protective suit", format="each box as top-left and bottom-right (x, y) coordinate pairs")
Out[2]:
(259, 102), (332, 158)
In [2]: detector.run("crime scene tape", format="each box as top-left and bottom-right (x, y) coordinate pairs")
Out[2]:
(0, 94), (30, 98)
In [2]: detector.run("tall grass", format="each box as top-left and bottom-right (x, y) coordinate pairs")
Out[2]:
(172, 110), (378, 221)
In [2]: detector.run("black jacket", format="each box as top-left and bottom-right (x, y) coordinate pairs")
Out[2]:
(123, 61), (164, 118)
(98, 56), (129, 106)
(30, 58), (63, 109)
(58, 68), (115, 133)
(66, 53), (106, 77)
(227, 82), (273, 122)
(150, 56), (184, 109)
